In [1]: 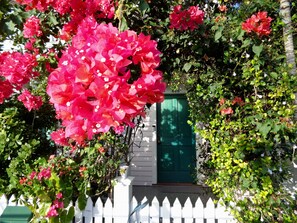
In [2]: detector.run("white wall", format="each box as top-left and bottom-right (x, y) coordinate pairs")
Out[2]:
(130, 104), (157, 185)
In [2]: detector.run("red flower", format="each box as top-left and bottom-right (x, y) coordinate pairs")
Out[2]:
(221, 107), (233, 115)
(98, 147), (105, 154)
(19, 177), (27, 185)
(219, 98), (226, 105)
(18, 90), (43, 111)
(242, 11), (272, 36)
(169, 5), (204, 31)
(232, 96), (244, 106)
(79, 166), (87, 177)
(23, 16), (42, 38)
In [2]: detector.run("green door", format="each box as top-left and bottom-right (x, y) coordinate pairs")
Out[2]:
(157, 94), (196, 183)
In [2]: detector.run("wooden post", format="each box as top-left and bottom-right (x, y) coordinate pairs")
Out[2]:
(113, 176), (134, 223)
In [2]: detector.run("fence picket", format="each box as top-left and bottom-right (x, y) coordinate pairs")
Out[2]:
(183, 198), (193, 223)
(193, 198), (204, 223)
(8, 194), (17, 206)
(103, 198), (113, 223)
(161, 197), (171, 223)
(150, 197), (160, 223)
(74, 199), (83, 223)
(83, 197), (93, 223)
(205, 198), (215, 223)
(172, 198), (182, 223)
(18, 195), (25, 206)
(94, 197), (103, 223)
(0, 194), (8, 215)
(139, 196), (150, 223)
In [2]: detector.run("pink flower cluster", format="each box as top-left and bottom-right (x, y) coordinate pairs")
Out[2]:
(16, 0), (114, 41)
(46, 193), (64, 218)
(242, 11), (272, 36)
(23, 16), (43, 38)
(0, 52), (39, 104)
(37, 167), (51, 181)
(47, 16), (166, 144)
(169, 5), (204, 31)
(18, 90), (43, 111)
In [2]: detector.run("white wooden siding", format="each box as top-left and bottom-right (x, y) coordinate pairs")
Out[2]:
(130, 104), (157, 185)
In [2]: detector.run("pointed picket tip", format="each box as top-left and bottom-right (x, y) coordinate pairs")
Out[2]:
(162, 196), (170, 205)
(195, 197), (203, 207)
(0, 194), (8, 204)
(8, 194), (17, 206)
(131, 196), (138, 204)
(173, 197), (181, 206)
(184, 197), (192, 206)
(152, 196), (159, 204)
(95, 197), (103, 206)
(104, 197), (112, 207)
(206, 197), (215, 207)
(141, 196), (148, 203)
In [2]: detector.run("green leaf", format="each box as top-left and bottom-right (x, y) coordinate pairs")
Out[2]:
(183, 63), (192, 72)
(214, 27), (223, 42)
(139, 0), (150, 14)
(256, 122), (272, 138)
(66, 206), (75, 222)
(78, 194), (87, 210)
(270, 72), (278, 79)
(252, 44), (263, 57)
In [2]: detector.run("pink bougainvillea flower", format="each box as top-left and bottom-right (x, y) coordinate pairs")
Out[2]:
(47, 16), (165, 144)
(0, 52), (39, 90)
(18, 90), (43, 111)
(16, 0), (115, 41)
(46, 205), (58, 217)
(0, 80), (13, 104)
(169, 5), (204, 31)
(56, 192), (63, 199)
(53, 200), (64, 209)
(221, 107), (234, 115)
(50, 129), (69, 146)
(23, 16), (43, 38)
(29, 171), (37, 180)
(242, 11), (272, 36)
(37, 167), (51, 181)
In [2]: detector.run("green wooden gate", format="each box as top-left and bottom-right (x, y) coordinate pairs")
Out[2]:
(157, 94), (196, 183)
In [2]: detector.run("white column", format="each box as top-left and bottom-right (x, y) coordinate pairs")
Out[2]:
(113, 176), (134, 223)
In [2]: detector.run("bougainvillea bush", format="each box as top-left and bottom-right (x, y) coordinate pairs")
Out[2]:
(0, 0), (296, 222)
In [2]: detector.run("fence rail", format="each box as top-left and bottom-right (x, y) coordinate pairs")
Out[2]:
(0, 194), (235, 223)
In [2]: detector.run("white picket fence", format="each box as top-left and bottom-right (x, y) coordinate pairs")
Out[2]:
(0, 194), (235, 223)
